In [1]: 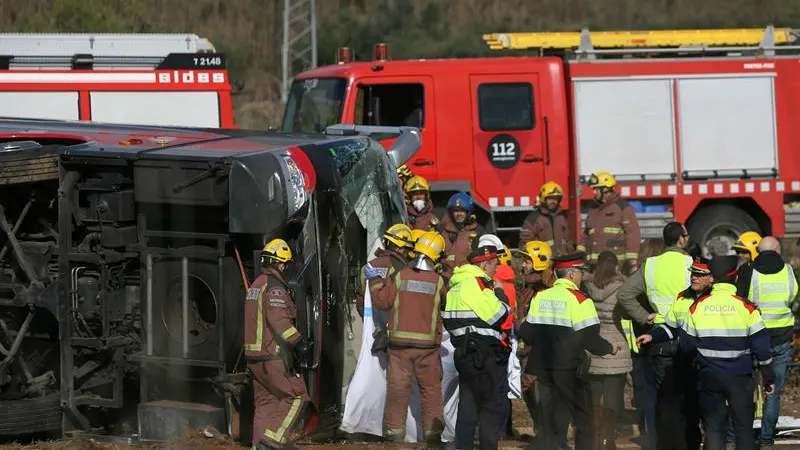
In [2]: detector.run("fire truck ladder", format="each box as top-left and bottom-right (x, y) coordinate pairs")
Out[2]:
(483, 25), (800, 58)
(0, 33), (221, 69)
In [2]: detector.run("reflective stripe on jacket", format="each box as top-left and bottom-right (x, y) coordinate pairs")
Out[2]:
(372, 266), (446, 348)
(643, 250), (692, 324)
(442, 264), (510, 346)
(684, 283), (773, 375)
(749, 264), (797, 330)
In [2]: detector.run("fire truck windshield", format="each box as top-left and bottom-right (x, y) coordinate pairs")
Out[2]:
(282, 78), (346, 133)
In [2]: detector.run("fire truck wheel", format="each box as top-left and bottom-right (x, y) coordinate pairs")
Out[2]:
(687, 204), (760, 258)
(150, 246), (245, 363)
(0, 392), (61, 436)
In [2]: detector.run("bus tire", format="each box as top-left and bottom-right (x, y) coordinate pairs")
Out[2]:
(687, 204), (760, 258)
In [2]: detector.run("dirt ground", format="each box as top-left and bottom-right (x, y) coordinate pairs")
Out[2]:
(6, 373), (800, 450)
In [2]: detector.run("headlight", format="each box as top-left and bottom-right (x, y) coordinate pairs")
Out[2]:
(283, 155), (307, 214)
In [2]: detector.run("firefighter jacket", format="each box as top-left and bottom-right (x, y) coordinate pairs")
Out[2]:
(649, 286), (706, 344)
(518, 278), (613, 373)
(356, 248), (408, 318)
(578, 193), (640, 264)
(244, 268), (302, 360)
(618, 246), (690, 325)
(438, 217), (485, 278)
(682, 283), (774, 385)
(442, 264), (510, 349)
(370, 266), (446, 349)
(494, 264), (517, 333)
(406, 200), (439, 231)
(737, 250), (799, 346)
(519, 207), (574, 256)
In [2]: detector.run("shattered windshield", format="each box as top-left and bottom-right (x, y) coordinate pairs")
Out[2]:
(325, 137), (407, 246)
(281, 78), (346, 134)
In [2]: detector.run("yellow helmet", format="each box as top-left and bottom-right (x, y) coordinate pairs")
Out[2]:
(414, 231), (445, 262)
(261, 238), (293, 264)
(384, 223), (413, 249)
(405, 175), (430, 194)
(539, 181), (564, 200)
(407, 229), (427, 258)
(588, 170), (617, 189)
(396, 164), (414, 182)
(498, 245), (512, 266)
(732, 231), (762, 259)
(523, 240), (553, 271)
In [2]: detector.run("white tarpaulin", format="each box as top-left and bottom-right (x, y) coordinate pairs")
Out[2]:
(339, 288), (424, 441)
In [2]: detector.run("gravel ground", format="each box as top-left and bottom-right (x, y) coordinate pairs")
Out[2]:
(5, 372), (800, 450)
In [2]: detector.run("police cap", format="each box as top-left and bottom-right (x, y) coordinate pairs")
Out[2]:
(708, 255), (738, 279)
(468, 245), (498, 264)
(552, 252), (587, 270)
(689, 257), (711, 275)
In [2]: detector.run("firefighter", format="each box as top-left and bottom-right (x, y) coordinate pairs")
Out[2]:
(679, 255), (775, 450)
(617, 222), (692, 450)
(439, 192), (485, 279)
(405, 175), (439, 231)
(735, 236), (799, 447)
(519, 181), (574, 255)
(396, 164), (414, 189)
(578, 170), (641, 267)
(635, 258), (711, 450)
(368, 230), (447, 442)
(732, 230), (761, 270)
(442, 241), (511, 450)
(517, 251), (618, 450)
(355, 223), (414, 319)
(244, 239), (312, 450)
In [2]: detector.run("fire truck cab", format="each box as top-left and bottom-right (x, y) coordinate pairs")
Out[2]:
(0, 33), (235, 128)
(285, 26), (800, 255)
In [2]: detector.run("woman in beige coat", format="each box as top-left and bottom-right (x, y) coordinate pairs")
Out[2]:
(585, 251), (632, 450)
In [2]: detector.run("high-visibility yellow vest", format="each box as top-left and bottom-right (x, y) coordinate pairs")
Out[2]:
(748, 264), (797, 329)
(644, 251), (692, 324)
(525, 278), (600, 331)
(620, 319), (639, 353)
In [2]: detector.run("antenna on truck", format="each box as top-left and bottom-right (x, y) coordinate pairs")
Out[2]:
(483, 25), (800, 59)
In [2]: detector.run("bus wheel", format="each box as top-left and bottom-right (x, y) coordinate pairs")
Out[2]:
(687, 204), (760, 259)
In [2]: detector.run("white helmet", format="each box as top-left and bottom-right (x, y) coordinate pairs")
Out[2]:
(477, 234), (503, 252)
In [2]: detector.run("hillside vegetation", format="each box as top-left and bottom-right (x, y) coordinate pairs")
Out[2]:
(1, 0), (799, 128)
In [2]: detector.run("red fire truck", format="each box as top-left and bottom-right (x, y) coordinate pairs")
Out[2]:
(0, 33), (235, 128)
(283, 26), (800, 254)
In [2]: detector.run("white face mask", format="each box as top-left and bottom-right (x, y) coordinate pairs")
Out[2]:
(412, 199), (426, 212)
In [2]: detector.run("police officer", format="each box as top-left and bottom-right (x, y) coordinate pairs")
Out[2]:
(368, 230), (447, 442)
(519, 181), (574, 255)
(735, 236), (799, 447)
(636, 258), (711, 450)
(680, 255), (775, 450)
(244, 239), (312, 450)
(578, 171), (641, 267)
(405, 175), (439, 231)
(442, 241), (511, 450)
(618, 222), (692, 450)
(439, 192), (485, 279)
(518, 251), (619, 450)
(356, 223), (414, 319)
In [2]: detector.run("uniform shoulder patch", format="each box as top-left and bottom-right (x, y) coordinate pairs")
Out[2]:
(733, 295), (758, 313)
(567, 288), (590, 303)
(245, 287), (261, 302)
(689, 293), (711, 313)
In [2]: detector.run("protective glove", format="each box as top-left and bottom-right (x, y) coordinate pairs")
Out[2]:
(364, 263), (381, 281)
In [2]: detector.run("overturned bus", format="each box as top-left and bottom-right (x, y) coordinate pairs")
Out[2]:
(0, 118), (419, 440)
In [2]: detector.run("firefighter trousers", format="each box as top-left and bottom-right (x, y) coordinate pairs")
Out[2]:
(248, 359), (310, 449)
(384, 346), (444, 438)
(453, 345), (509, 450)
